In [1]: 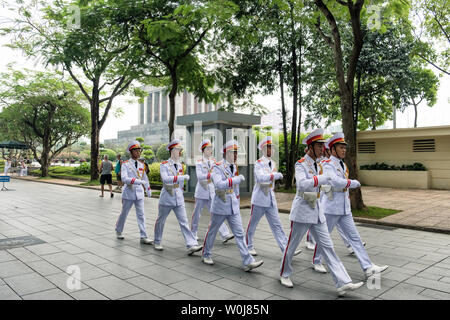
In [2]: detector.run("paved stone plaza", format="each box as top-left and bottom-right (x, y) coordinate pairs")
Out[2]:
(1, 179), (450, 300)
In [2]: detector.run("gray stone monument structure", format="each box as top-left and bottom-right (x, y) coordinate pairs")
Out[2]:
(177, 111), (261, 198)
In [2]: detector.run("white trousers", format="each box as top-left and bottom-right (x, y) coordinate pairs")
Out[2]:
(280, 221), (352, 288)
(245, 203), (287, 252)
(115, 199), (148, 238)
(154, 204), (198, 248)
(191, 198), (231, 240)
(314, 214), (372, 271)
(202, 213), (255, 267)
(307, 223), (350, 247)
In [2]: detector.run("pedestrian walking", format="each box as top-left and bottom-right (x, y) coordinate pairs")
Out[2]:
(99, 154), (114, 198)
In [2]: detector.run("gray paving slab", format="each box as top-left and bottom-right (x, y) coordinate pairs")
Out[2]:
(126, 275), (178, 297)
(2, 179), (450, 300)
(0, 285), (22, 300)
(69, 288), (109, 300)
(169, 278), (236, 300)
(22, 288), (74, 300)
(0, 259), (35, 278)
(119, 292), (162, 300)
(96, 262), (140, 279)
(84, 275), (143, 300)
(3, 272), (56, 296)
(7, 247), (42, 263)
(45, 272), (90, 293)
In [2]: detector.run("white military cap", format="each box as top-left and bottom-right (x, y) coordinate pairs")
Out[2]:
(127, 141), (142, 153)
(223, 139), (239, 153)
(327, 132), (347, 149)
(166, 139), (182, 151)
(302, 128), (326, 145)
(199, 139), (212, 153)
(258, 136), (274, 150)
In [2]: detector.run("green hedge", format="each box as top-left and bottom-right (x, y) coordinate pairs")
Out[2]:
(360, 162), (427, 171)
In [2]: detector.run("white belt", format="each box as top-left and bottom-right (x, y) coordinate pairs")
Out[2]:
(163, 183), (179, 196)
(296, 191), (320, 209)
(216, 189), (234, 202)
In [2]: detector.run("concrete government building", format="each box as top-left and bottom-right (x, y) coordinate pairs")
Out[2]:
(104, 86), (220, 148)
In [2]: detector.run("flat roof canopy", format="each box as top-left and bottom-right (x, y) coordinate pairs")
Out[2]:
(177, 110), (261, 127)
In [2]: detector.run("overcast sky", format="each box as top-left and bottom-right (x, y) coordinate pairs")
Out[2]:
(0, 3), (448, 143)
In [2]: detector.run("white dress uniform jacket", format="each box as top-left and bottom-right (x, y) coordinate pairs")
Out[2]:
(121, 159), (150, 200)
(159, 158), (187, 207)
(251, 157), (277, 207)
(322, 155), (360, 216)
(289, 154), (329, 224)
(210, 160), (241, 215)
(194, 157), (215, 200)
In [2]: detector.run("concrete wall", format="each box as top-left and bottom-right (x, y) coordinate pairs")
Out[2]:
(357, 127), (450, 190)
(359, 170), (431, 189)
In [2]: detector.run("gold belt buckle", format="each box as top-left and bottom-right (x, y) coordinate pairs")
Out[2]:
(269, 184), (273, 188)
(343, 188), (348, 192)
(207, 179), (211, 183)
(174, 184), (179, 188)
(226, 189), (234, 194)
(317, 192), (320, 198)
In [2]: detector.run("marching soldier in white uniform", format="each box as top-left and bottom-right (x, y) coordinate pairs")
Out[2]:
(154, 139), (203, 255)
(191, 139), (234, 243)
(246, 136), (301, 257)
(312, 133), (388, 278)
(309, 141), (358, 273)
(115, 141), (153, 245)
(202, 140), (264, 272)
(279, 128), (363, 296)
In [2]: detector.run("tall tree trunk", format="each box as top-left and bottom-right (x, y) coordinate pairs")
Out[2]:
(413, 99), (418, 128)
(90, 82), (100, 181)
(278, 36), (290, 189)
(40, 144), (50, 177)
(296, 27), (303, 154)
(354, 72), (361, 139)
(288, 3), (298, 190)
(168, 68), (178, 141)
(314, 0), (366, 210)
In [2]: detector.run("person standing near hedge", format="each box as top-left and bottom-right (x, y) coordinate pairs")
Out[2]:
(115, 154), (123, 191)
(99, 154), (114, 198)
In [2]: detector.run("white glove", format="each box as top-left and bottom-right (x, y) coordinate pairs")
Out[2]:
(274, 172), (283, 180)
(354, 180), (361, 188)
(232, 175), (244, 184)
(181, 175), (190, 181)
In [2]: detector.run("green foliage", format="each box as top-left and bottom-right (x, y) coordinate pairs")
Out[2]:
(360, 162), (427, 171)
(100, 149), (117, 160)
(352, 206), (402, 219)
(156, 144), (170, 161)
(148, 162), (162, 183)
(135, 137), (145, 143)
(74, 163), (91, 175)
(142, 149), (155, 162)
(0, 67), (90, 177)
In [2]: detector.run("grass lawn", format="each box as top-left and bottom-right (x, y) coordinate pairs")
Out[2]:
(352, 206), (401, 219)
